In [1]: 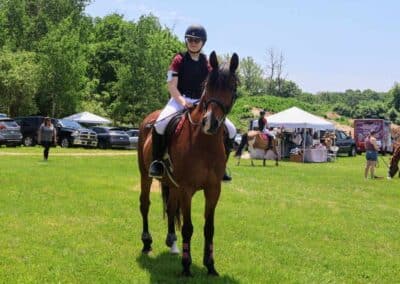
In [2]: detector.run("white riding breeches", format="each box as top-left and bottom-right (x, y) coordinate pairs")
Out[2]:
(154, 96), (236, 139)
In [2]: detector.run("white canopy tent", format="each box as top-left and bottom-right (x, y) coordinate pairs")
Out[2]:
(267, 107), (335, 162)
(63, 111), (111, 125)
(267, 106), (335, 130)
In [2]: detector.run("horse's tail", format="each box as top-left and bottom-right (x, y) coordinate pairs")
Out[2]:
(161, 184), (181, 229)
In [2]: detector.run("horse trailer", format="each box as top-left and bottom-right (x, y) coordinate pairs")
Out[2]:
(354, 119), (393, 154)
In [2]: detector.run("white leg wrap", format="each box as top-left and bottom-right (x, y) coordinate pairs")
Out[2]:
(170, 241), (180, 254)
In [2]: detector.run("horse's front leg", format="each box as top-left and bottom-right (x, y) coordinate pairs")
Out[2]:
(274, 149), (279, 166)
(140, 176), (153, 254)
(165, 185), (179, 254)
(203, 184), (221, 276)
(180, 190), (194, 277)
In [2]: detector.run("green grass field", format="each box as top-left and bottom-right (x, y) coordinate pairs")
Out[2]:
(0, 147), (399, 283)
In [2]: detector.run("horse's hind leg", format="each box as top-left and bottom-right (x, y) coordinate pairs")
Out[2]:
(140, 176), (153, 254)
(274, 150), (279, 166)
(164, 185), (179, 254)
(236, 156), (241, 166)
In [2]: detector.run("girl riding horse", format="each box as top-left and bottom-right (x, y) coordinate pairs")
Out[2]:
(138, 51), (239, 277)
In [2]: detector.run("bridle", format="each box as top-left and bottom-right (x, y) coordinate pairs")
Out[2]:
(185, 88), (237, 128)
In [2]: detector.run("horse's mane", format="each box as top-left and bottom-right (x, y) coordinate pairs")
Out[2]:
(204, 63), (239, 93)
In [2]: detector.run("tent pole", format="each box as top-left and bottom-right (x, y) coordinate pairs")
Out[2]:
(303, 129), (306, 162)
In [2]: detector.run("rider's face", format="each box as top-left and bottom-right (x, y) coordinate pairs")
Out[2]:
(186, 37), (203, 53)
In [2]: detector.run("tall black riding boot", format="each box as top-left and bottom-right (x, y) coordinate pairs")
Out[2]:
(149, 128), (166, 178)
(235, 133), (248, 157)
(222, 137), (234, 182)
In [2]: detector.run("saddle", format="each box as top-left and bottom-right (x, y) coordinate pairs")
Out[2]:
(165, 111), (187, 145)
(248, 131), (271, 150)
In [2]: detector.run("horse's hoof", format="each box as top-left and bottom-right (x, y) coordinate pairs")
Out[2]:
(141, 247), (152, 254)
(170, 241), (180, 254)
(181, 270), (193, 277)
(207, 268), (219, 276)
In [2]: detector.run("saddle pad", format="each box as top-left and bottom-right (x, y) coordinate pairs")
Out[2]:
(253, 134), (269, 149)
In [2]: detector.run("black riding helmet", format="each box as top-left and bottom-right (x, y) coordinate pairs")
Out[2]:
(185, 24), (207, 43)
(260, 110), (266, 116)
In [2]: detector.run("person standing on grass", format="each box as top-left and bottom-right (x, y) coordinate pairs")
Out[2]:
(364, 130), (379, 179)
(37, 117), (57, 161)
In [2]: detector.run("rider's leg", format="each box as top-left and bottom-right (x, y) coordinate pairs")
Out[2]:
(149, 98), (182, 178)
(222, 118), (236, 182)
(149, 128), (166, 178)
(235, 133), (248, 157)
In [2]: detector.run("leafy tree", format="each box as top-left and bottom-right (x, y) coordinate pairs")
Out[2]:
(388, 107), (399, 123)
(112, 14), (182, 125)
(389, 83), (400, 111)
(353, 102), (387, 119)
(0, 49), (39, 116)
(278, 80), (302, 98)
(36, 17), (87, 117)
(0, 0), (91, 51)
(238, 56), (265, 95)
(333, 103), (353, 117)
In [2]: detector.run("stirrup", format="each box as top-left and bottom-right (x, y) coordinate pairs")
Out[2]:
(149, 160), (164, 178)
(222, 172), (232, 182)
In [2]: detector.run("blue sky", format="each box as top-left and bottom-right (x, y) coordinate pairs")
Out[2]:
(85, 0), (400, 94)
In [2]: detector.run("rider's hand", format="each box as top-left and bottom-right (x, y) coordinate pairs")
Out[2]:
(184, 101), (193, 109)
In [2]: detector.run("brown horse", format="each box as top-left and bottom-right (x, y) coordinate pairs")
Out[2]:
(388, 144), (400, 178)
(235, 130), (281, 166)
(138, 51), (239, 277)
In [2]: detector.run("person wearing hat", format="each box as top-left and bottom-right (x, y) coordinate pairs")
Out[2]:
(258, 110), (267, 132)
(37, 117), (57, 161)
(149, 24), (236, 181)
(364, 130), (379, 179)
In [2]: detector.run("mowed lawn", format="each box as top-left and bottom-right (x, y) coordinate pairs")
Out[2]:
(0, 147), (399, 283)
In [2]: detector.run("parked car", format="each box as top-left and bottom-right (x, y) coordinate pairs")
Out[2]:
(322, 129), (356, 157)
(0, 113), (7, 118)
(126, 128), (139, 149)
(335, 129), (357, 156)
(55, 119), (98, 148)
(0, 117), (23, 146)
(14, 116), (97, 147)
(13, 116), (45, 146)
(89, 126), (130, 149)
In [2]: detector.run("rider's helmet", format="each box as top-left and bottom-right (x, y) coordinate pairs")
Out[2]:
(185, 24), (207, 43)
(260, 110), (266, 116)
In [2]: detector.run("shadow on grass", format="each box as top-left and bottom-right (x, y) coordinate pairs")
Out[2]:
(235, 163), (278, 168)
(137, 251), (239, 283)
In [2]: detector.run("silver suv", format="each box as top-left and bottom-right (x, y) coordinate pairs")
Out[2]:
(0, 117), (23, 146)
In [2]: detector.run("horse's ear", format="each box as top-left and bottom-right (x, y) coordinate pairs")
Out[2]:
(230, 53), (239, 73)
(209, 51), (218, 70)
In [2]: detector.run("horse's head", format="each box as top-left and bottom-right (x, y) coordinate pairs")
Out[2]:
(201, 51), (239, 135)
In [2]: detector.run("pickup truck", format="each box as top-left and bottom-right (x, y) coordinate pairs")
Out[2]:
(14, 116), (97, 148)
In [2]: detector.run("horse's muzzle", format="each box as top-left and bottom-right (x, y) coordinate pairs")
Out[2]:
(202, 111), (220, 135)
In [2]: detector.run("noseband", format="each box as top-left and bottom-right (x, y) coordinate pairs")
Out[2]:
(203, 92), (236, 127)
(202, 91), (237, 120)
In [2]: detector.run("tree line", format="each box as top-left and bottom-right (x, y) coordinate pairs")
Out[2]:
(1, 0), (399, 126)
(237, 50), (400, 124)
(0, 0), (182, 125)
